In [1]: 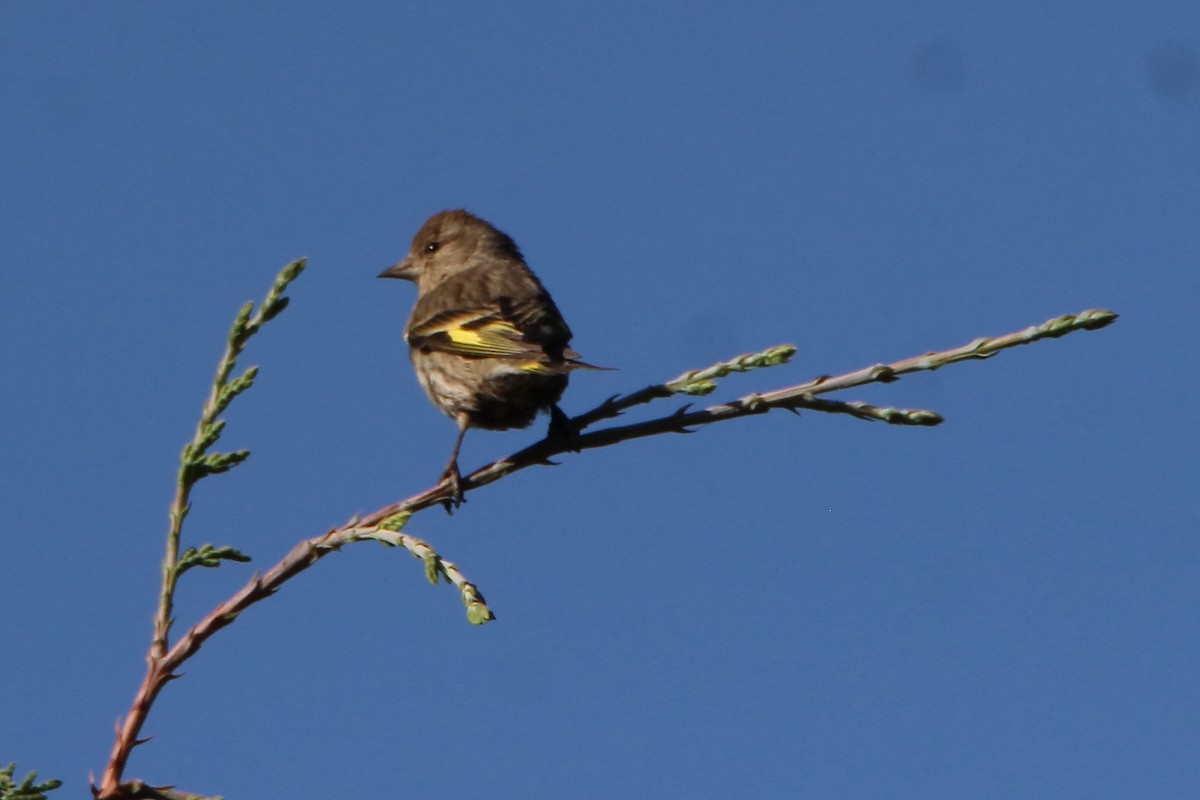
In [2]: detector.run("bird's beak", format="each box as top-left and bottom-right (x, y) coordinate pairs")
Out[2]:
(378, 257), (417, 281)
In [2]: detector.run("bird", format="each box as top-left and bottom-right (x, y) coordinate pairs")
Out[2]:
(379, 209), (603, 508)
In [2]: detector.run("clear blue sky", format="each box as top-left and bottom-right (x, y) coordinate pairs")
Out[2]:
(3, 3), (1197, 798)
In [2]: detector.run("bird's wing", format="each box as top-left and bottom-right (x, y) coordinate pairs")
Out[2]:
(407, 299), (566, 361)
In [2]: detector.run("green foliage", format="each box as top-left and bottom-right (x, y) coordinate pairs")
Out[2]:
(212, 367), (257, 417)
(177, 544), (252, 576)
(355, 527), (495, 625)
(666, 343), (797, 395)
(0, 764), (61, 800)
(422, 552), (444, 585)
(378, 511), (412, 532)
(181, 260), (307, 487)
(166, 259), (308, 581)
(463, 584), (495, 625)
(185, 449), (251, 480)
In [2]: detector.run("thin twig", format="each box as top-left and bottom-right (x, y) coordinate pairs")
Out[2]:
(97, 262), (305, 800)
(95, 518), (489, 799)
(159, 522), (492, 696)
(358, 308), (1117, 521)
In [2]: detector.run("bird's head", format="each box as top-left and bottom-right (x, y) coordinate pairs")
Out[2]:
(379, 209), (523, 291)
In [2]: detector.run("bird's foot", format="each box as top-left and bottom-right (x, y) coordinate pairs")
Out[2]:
(548, 405), (581, 453)
(439, 462), (466, 514)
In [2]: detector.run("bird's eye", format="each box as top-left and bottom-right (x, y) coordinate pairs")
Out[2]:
(424, 241), (440, 253)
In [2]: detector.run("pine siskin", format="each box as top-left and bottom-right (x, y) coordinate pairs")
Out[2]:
(379, 209), (602, 506)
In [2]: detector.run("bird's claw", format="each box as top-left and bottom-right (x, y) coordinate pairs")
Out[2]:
(439, 463), (466, 514)
(548, 405), (581, 453)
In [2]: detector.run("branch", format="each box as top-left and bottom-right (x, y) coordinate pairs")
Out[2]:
(97, 259), (494, 800)
(98, 261), (307, 800)
(358, 308), (1118, 520)
(97, 298), (1115, 798)
(162, 517), (494, 678)
(96, 517), (490, 800)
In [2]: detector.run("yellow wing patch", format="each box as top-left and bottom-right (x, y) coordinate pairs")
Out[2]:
(409, 308), (540, 359)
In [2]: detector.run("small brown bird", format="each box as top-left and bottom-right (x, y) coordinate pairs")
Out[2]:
(379, 209), (601, 506)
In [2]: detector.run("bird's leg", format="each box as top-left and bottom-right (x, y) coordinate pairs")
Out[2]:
(439, 416), (470, 512)
(547, 404), (581, 453)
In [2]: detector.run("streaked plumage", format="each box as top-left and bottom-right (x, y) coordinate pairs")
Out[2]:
(379, 209), (600, 506)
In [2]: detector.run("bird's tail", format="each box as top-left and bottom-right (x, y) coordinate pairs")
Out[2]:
(563, 348), (616, 371)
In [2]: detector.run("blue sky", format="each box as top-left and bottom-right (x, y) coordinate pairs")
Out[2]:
(2, 3), (1197, 798)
